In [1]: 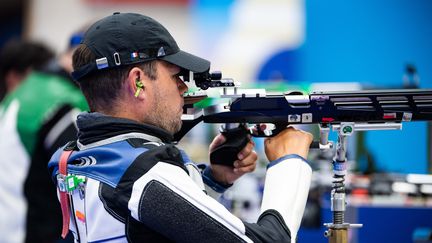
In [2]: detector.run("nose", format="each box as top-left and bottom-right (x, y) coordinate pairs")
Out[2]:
(178, 79), (188, 94)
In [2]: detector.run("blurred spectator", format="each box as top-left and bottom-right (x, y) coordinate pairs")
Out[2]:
(0, 39), (54, 101)
(0, 32), (88, 243)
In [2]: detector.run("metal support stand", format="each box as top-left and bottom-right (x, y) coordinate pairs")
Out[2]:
(324, 123), (362, 243)
(322, 122), (404, 243)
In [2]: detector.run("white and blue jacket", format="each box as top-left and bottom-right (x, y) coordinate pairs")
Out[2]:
(48, 113), (312, 243)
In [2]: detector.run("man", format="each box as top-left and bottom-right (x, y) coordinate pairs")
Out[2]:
(0, 40), (54, 101)
(0, 36), (87, 242)
(48, 12), (313, 243)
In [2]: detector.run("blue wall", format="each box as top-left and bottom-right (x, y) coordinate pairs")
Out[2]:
(300, 1), (432, 87)
(259, 0), (432, 173)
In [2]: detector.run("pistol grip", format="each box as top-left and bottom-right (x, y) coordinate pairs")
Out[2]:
(210, 127), (249, 167)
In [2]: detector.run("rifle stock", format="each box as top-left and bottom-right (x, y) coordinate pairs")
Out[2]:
(176, 88), (432, 141)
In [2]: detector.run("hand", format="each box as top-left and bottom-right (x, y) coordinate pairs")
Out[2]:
(208, 134), (257, 185)
(264, 126), (313, 161)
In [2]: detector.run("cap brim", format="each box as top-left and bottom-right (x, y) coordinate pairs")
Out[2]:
(162, 50), (210, 73)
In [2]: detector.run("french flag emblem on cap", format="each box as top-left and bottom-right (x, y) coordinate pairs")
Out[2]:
(131, 52), (138, 60)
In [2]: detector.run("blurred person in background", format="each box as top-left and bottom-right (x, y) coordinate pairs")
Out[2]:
(0, 32), (88, 243)
(48, 12), (313, 243)
(0, 40), (54, 102)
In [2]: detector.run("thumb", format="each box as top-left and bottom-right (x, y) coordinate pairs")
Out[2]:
(209, 134), (227, 152)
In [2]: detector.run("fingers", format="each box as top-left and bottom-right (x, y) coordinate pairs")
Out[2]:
(233, 150), (257, 174)
(234, 139), (256, 173)
(237, 139), (254, 160)
(208, 134), (257, 184)
(208, 133), (227, 152)
(265, 127), (312, 145)
(264, 126), (313, 161)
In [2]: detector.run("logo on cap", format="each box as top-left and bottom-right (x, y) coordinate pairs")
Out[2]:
(131, 52), (138, 60)
(157, 47), (166, 57)
(96, 57), (108, 70)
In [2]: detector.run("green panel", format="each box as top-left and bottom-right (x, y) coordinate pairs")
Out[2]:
(0, 72), (88, 155)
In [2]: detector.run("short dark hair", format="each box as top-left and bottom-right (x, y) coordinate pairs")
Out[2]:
(0, 39), (54, 100)
(72, 44), (157, 112)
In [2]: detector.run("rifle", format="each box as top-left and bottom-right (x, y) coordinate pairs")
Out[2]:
(176, 71), (432, 243)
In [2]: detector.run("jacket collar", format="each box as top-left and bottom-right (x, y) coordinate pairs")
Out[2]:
(76, 112), (174, 145)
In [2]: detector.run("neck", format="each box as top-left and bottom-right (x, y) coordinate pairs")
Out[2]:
(96, 92), (144, 123)
(101, 105), (143, 124)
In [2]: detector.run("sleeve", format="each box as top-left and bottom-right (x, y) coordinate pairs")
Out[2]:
(259, 154), (313, 243)
(126, 154), (311, 243)
(26, 105), (81, 242)
(200, 164), (232, 199)
(178, 149), (232, 199)
(127, 161), (253, 242)
(41, 105), (81, 156)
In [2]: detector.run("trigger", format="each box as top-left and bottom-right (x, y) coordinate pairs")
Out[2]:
(251, 124), (276, 136)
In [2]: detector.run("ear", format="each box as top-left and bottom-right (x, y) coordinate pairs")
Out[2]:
(127, 67), (146, 100)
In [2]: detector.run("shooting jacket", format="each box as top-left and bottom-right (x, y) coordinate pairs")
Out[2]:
(48, 112), (312, 243)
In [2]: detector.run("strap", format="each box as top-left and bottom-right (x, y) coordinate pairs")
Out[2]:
(59, 149), (73, 238)
(58, 142), (76, 239)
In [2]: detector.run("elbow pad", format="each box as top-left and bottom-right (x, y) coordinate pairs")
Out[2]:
(260, 155), (312, 243)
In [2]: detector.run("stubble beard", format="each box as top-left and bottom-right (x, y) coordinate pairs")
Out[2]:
(145, 89), (183, 135)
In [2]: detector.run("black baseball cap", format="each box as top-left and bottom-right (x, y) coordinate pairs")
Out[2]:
(72, 12), (210, 81)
